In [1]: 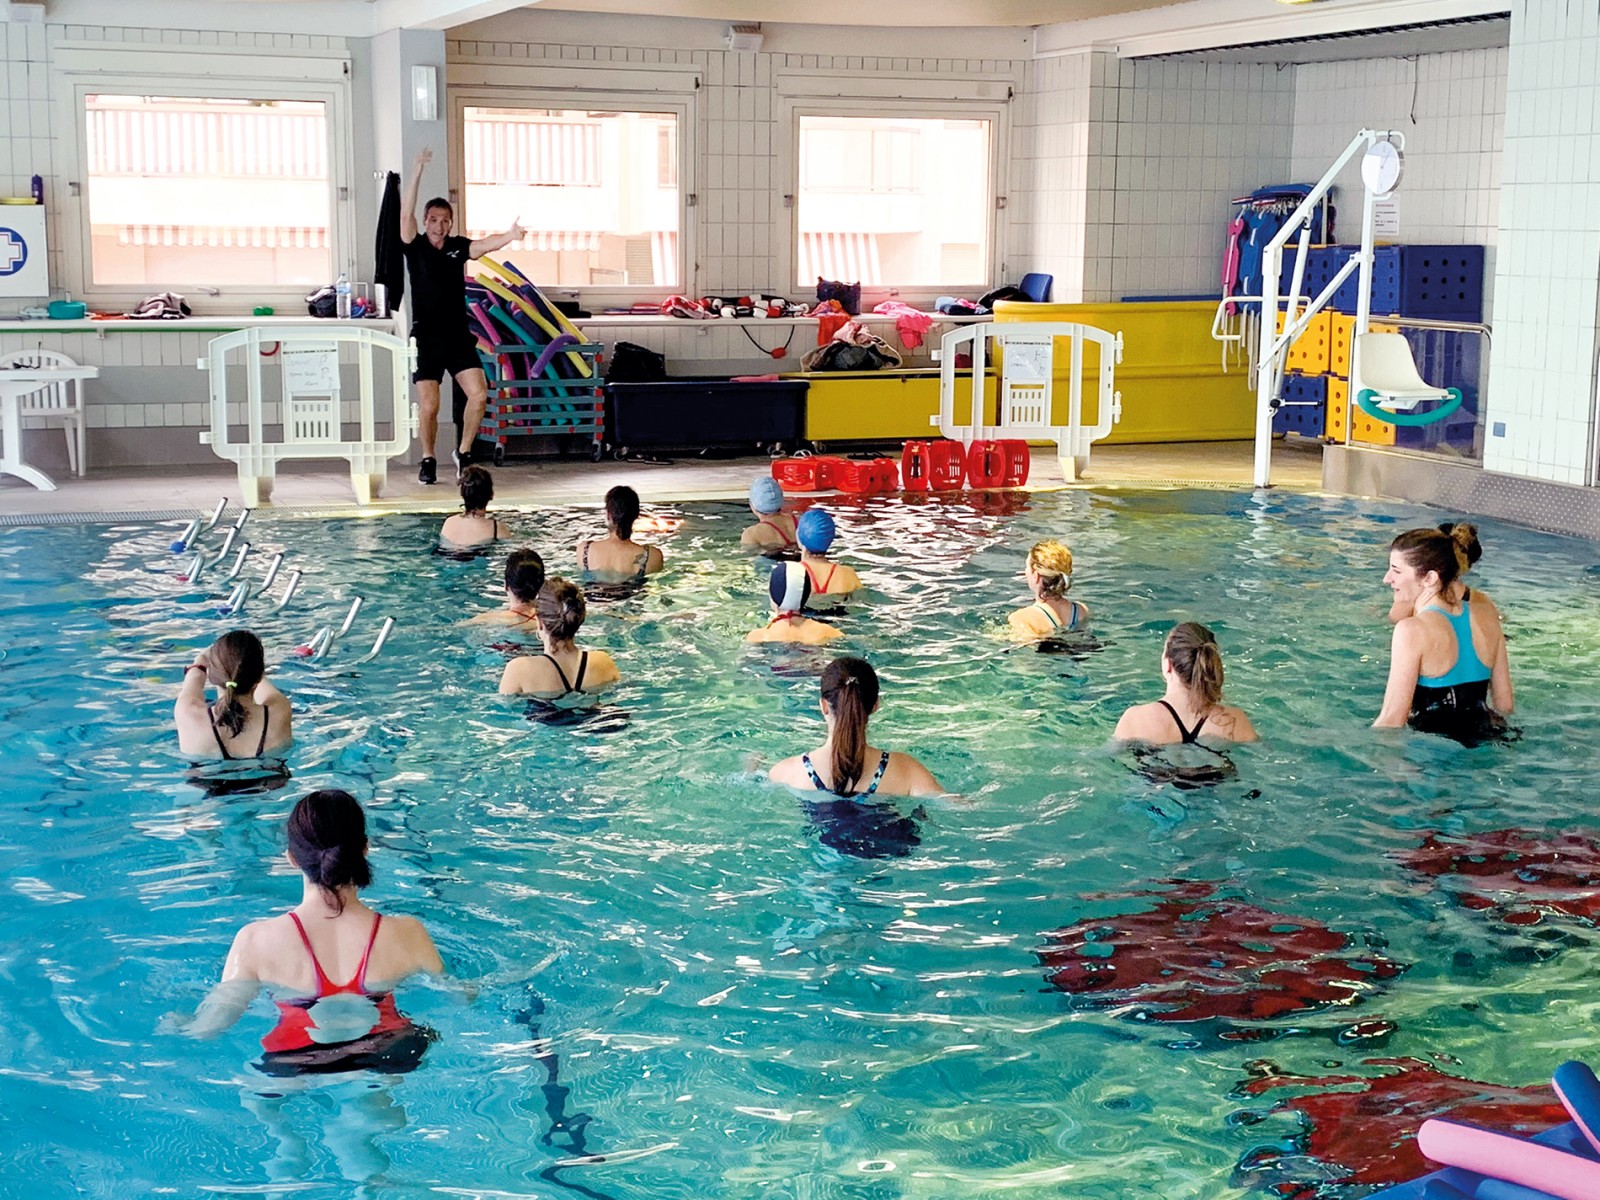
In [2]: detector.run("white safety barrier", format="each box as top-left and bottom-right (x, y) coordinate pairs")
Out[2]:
(937, 321), (1123, 482)
(198, 326), (418, 506)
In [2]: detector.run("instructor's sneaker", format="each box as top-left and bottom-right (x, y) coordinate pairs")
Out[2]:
(453, 448), (468, 480)
(417, 457), (437, 485)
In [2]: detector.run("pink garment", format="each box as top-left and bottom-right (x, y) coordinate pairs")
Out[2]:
(873, 301), (936, 350)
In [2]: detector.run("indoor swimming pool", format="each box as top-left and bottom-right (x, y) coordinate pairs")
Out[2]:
(4, 488), (1600, 1198)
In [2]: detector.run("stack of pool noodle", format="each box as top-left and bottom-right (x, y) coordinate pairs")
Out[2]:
(464, 259), (598, 441)
(1376, 1060), (1600, 1199)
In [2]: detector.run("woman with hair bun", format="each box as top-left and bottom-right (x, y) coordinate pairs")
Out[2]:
(1009, 540), (1089, 640)
(499, 577), (621, 698)
(1387, 521), (1501, 627)
(769, 657), (942, 799)
(175, 629), (293, 759)
(1114, 622), (1257, 744)
(578, 485), (665, 582)
(1375, 526), (1512, 740)
(186, 788), (442, 1073)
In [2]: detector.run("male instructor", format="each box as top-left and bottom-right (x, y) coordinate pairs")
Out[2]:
(400, 147), (524, 483)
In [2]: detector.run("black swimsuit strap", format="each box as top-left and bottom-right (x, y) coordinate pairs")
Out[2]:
(581, 542), (590, 572)
(207, 703), (234, 761)
(257, 705), (270, 756)
(538, 653), (576, 695)
(573, 651), (588, 692)
(1157, 699), (1206, 744)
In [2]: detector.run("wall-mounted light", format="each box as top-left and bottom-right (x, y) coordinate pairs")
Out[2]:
(725, 23), (763, 52)
(411, 65), (438, 123)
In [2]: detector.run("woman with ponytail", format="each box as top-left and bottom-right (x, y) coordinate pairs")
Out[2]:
(186, 788), (442, 1073)
(499, 577), (620, 698)
(769, 657), (942, 798)
(1115, 622), (1257, 744)
(1375, 527), (1512, 740)
(175, 629), (293, 759)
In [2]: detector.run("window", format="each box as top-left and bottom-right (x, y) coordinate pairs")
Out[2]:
(461, 105), (681, 288)
(794, 114), (993, 290)
(82, 94), (334, 289)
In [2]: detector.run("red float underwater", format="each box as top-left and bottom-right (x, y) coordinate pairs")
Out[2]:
(1038, 879), (1404, 1023)
(1396, 828), (1600, 925)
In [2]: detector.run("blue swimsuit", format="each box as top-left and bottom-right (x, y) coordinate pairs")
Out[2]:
(1410, 601), (1500, 742)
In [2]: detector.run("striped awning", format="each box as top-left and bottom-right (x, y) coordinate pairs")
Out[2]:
(474, 230), (603, 253)
(115, 225), (329, 248)
(800, 231), (882, 286)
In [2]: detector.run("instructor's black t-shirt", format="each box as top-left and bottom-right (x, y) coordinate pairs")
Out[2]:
(402, 234), (473, 333)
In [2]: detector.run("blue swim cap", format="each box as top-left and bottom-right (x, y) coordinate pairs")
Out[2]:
(796, 508), (836, 553)
(749, 475), (784, 514)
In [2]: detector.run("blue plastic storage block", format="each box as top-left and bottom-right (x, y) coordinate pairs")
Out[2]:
(1328, 245), (1484, 319)
(1397, 245), (1485, 320)
(1273, 373), (1328, 437)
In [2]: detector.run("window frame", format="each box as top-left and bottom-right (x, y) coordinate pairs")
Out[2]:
(55, 46), (355, 314)
(777, 94), (1009, 305)
(448, 78), (697, 305)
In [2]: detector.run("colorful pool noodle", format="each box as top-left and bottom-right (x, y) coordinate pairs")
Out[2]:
(1416, 1120), (1600, 1200)
(1552, 1060), (1600, 1156)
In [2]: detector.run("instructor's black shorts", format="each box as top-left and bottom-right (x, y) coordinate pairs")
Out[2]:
(412, 327), (483, 385)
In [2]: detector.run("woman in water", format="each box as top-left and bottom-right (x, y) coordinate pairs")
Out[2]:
(577, 485), (665, 581)
(796, 508), (861, 606)
(740, 476), (798, 553)
(769, 656), (942, 797)
(440, 465), (501, 548)
(186, 788), (441, 1073)
(176, 629), (293, 760)
(1008, 540), (1089, 640)
(466, 547), (545, 627)
(746, 562), (843, 645)
(1387, 521), (1502, 629)
(500, 577), (621, 698)
(1114, 622), (1257, 744)
(1374, 526), (1513, 740)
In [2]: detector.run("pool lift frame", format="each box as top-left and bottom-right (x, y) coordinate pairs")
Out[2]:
(1246, 127), (1414, 488)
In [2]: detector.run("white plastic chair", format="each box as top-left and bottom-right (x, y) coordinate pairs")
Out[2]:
(1352, 333), (1453, 412)
(0, 349), (88, 476)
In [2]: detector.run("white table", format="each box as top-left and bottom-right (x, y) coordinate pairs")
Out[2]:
(0, 366), (98, 490)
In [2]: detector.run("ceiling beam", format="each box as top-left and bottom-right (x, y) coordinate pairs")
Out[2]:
(373, 0), (537, 33)
(43, 0), (378, 37)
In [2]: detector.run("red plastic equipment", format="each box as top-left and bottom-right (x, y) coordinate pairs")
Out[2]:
(811, 456), (848, 490)
(902, 441), (964, 491)
(965, 439), (1030, 488)
(871, 457), (899, 491)
(834, 458), (896, 495)
(772, 458), (822, 491)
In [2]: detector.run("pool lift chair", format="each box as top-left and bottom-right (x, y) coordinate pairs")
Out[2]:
(1214, 128), (1465, 486)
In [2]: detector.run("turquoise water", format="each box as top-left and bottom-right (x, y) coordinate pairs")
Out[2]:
(4, 488), (1600, 1199)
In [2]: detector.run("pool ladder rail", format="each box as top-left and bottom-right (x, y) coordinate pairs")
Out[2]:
(300, 597), (396, 666)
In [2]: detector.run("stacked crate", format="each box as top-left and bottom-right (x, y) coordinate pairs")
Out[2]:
(1272, 244), (1484, 446)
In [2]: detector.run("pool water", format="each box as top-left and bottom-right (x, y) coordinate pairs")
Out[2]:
(4, 488), (1600, 1198)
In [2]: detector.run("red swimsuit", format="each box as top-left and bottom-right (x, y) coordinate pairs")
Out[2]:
(259, 912), (407, 1054)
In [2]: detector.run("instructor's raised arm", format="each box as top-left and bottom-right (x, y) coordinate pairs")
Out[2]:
(470, 221), (525, 260)
(401, 147), (430, 244)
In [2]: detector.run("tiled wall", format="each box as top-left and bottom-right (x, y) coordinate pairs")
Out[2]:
(1482, 0), (1600, 485)
(1010, 52), (1095, 302)
(1100, 59), (1296, 302)
(1291, 48), (1507, 314)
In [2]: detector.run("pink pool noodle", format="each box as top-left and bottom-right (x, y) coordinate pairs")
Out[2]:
(1417, 1120), (1600, 1200)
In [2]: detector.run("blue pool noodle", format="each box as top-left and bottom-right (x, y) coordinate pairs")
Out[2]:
(1552, 1060), (1600, 1155)
(1423, 1175), (1564, 1200)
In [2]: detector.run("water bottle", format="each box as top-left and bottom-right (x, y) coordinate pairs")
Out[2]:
(335, 272), (352, 319)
